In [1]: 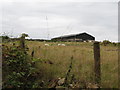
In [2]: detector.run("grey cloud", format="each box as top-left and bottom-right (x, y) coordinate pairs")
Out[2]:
(1, 2), (118, 42)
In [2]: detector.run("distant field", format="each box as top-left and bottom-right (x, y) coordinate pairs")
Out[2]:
(25, 41), (118, 88)
(3, 41), (118, 88)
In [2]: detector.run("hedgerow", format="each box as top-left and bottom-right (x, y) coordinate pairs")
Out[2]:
(2, 44), (39, 88)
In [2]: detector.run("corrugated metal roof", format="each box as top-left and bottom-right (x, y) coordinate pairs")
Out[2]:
(52, 32), (94, 39)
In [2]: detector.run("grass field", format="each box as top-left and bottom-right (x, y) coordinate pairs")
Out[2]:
(3, 40), (118, 88)
(25, 41), (118, 88)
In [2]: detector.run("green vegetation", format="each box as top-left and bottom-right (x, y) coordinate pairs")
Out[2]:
(0, 36), (10, 43)
(2, 41), (42, 88)
(2, 36), (118, 88)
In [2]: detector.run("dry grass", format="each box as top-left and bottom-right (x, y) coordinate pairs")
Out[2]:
(4, 41), (117, 88)
(24, 41), (118, 88)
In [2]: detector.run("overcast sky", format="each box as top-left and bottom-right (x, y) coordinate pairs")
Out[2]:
(1, 0), (118, 42)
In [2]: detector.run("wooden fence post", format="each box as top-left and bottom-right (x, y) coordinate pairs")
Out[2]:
(20, 36), (25, 49)
(20, 33), (28, 50)
(94, 42), (101, 84)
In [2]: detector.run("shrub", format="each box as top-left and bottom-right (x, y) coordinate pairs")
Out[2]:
(0, 36), (10, 43)
(2, 44), (39, 88)
(102, 40), (111, 46)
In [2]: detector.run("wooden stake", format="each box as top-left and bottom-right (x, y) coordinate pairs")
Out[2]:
(94, 42), (101, 84)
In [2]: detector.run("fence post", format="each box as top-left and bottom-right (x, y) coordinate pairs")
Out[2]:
(20, 36), (25, 49)
(94, 42), (101, 84)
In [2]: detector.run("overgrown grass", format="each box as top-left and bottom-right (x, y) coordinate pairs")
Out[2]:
(3, 41), (118, 88)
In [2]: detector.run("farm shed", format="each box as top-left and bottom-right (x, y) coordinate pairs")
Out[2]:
(51, 32), (95, 42)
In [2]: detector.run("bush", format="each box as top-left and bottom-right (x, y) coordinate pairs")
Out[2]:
(102, 40), (111, 46)
(0, 36), (10, 43)
(2, 44), (39, 88)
